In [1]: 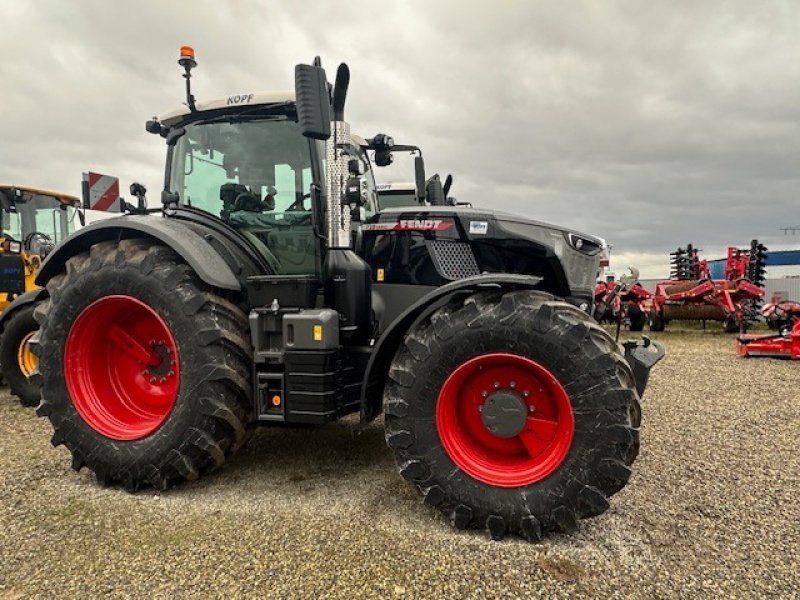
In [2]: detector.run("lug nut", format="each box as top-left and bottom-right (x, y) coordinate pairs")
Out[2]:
(528, 405), (535, 413)
(493, 381), (500, 389)
(510, 381), (516, 388)
(523, 391), (530, 397)
(481, 390), (488, 398)
(159, 377), (166, 384)
(150, 377), (156, 383)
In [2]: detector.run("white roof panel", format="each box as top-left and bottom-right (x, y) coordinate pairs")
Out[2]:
(158, 90), (295, 126)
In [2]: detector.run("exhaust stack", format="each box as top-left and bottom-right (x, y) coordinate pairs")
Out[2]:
(326, 64), (352, 249)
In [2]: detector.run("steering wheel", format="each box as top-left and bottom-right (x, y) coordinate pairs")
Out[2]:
(286, 192), (311, 212)
(24, 231), (54, 251)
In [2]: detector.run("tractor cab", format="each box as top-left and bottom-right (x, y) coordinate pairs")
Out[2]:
(155, 94), (380, 277)
(0, 185), (80, 305)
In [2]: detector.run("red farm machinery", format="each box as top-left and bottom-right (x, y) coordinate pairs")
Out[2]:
(737, 300), (800, 359)
(648, 241), (767, 332)
(594, 268), (652, 332)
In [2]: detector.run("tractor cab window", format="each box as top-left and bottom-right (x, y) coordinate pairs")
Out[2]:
(169, 119), (318, 276)
(353, 146), (378, 219)
(376, 188), (418, 210)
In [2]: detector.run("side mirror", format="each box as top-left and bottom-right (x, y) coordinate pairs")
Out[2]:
(415, 156), (426, 204)
(145, 119), (163, 135)
(295, 63), (331, 140)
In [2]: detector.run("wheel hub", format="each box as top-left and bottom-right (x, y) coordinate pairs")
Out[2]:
(145, 341), (176, 381)
(435, 353), (575, 488)
(481, 390), (528, 438)
(64, 295), (181, 441)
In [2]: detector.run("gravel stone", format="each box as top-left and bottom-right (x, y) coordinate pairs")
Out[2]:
(0, 330), (798, 598)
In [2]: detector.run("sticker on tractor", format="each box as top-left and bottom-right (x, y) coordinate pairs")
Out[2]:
(226, 93), (255, 105)
(469, 221), (489, 235)
(362, 220), (454, 232)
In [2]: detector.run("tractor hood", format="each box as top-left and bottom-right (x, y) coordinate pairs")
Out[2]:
(377, 205), (602, 246)
(368, 206), (604, 302)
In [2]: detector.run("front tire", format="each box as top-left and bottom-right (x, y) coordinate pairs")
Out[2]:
(0, 304), (41, 406)
(384, 291), (640, 541)
(33, 239), (254, 490)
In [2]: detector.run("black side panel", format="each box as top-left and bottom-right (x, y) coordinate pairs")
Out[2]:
(35, 215), (260, 290)
(359, 274), (542, 424)
(0, 288), (46, 331)
(470, 238), (571, 298)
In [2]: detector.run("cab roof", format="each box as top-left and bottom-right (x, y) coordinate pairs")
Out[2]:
(376, 182), (415, 192)
(158, 91), (296, 127)
(0, 185), (80, 206)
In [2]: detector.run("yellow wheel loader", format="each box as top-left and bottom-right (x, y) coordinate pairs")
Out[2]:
(0, 185), (82, 405)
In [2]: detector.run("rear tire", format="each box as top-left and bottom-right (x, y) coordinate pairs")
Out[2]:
(0, 304), (41, 407)
(384, 290), (640, 541)
(33, 239), (254, 490)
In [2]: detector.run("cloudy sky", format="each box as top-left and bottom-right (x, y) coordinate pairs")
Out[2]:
(1, 1), (798, 277)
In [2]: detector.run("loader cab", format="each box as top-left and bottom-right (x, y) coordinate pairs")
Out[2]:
(161, 101), (379, 276)
(0, 185), (80, 307)
(0, 186), (79, 251)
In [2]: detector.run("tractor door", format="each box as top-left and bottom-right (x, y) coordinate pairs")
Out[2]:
(168, 119), (323, 278)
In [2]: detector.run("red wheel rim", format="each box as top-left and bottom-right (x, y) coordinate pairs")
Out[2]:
(64, 295), (180, 441)
(435, 353), (574, 488)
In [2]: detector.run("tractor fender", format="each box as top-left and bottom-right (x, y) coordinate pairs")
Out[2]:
(0, 289), (47, 333)
(359, 274), (543, 425)
(35, 215), (241, 291)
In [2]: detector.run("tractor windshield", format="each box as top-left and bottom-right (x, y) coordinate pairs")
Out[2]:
(168, 119), (320, 275)
(377, 189), (417, 210)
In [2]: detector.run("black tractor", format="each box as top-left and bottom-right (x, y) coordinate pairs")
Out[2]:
(30, 48), (663, 541)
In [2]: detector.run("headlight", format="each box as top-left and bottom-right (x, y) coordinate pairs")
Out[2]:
(2, 240), (21, 254)
(565, 233), (602, 255)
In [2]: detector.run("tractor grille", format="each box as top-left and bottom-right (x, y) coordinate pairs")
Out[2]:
(427, 240), (480, 280)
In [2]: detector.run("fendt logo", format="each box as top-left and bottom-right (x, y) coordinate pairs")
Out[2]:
(398, 219), (452, 231)
(362, 219), (455, 232)
(227, 93), (255, 105)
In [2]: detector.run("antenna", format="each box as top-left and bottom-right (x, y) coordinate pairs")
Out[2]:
(780, 225), (800, 235)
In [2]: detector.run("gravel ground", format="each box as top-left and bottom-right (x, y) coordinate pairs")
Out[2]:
(0, 330), (798, 599)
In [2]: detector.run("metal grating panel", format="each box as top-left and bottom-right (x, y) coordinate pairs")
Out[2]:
(427, 240), (480, 280)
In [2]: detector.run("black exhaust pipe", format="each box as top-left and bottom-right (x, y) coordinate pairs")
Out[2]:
(332, 63), (349, 121)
